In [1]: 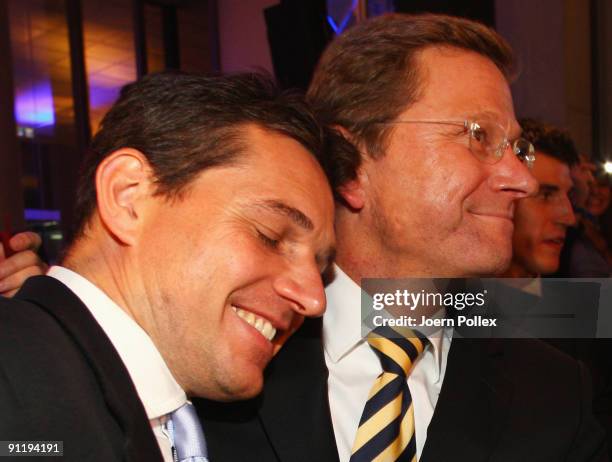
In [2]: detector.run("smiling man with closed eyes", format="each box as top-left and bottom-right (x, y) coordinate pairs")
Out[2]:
(0, 72), (342, 462)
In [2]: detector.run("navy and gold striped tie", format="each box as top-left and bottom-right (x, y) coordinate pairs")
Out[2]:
(350, 326), (428, 462)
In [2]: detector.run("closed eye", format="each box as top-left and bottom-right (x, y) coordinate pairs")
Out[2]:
(257, 229), (280, 249)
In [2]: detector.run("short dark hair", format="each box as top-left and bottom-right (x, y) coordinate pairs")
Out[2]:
(72, 71), (351, 241)
(519, 118), (579, 166)
(307, 13), (515, 186)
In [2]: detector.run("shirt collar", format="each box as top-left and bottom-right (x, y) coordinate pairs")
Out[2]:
(521, 277), (543, 297)
(48, 266), (186, 419)
(323, 265), (446, 377)
(500, 276), (543, 297)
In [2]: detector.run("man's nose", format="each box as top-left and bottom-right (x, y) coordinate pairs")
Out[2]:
(489, 144), (538, 198)
(557, 196), (577, 227)
(272, 260), (326, 317)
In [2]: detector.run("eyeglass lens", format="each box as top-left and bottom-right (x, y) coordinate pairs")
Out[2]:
(468, 120), (535, 168)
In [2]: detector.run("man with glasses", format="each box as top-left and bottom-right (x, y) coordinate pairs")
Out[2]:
(200, 13), (608, 461)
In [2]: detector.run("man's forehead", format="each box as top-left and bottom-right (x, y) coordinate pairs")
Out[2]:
(533, 152), (573, 185)
(407, 47), (515, 121)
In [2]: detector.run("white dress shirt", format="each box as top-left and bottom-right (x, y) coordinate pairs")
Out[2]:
(323, 266), (453, 461)
(48, 266), (186, 462)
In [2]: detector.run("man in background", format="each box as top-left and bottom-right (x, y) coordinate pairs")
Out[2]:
(0, 72), (338, 461)
(200, 14), (608, 462)
(557, 152), (611, 276)
(503, 118), (577, 281)
(571, 154), (597, 215)
(502, 118), (612, 451)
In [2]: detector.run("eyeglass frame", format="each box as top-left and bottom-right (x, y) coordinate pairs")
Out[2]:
(376, 119), (536, 169)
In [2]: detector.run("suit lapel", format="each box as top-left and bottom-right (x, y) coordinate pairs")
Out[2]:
(258, 317), (340, 462)
(16, 276), (163, 462)
(420, 337), (513, 462)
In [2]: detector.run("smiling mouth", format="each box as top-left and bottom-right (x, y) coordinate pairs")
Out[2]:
(232, 306), (277, 341)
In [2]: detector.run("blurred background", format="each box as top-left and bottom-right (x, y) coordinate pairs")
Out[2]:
(0, 0), (610, 263)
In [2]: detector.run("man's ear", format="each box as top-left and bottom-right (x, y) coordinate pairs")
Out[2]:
(338, 172), (367, 210)
(95, 148), (153, 246)
(332, 125), (368, 211)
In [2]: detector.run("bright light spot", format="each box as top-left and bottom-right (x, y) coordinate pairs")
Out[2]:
(14, 81), (55, 128)
(604, 161), (612, 174)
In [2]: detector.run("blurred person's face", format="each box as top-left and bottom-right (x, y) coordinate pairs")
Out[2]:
(510, 153), (576, 277)
(570, 155), (596, 209)
(136, 126), (335, 400)
(352, 47), (537, 277)
(587, 180), (611, 217)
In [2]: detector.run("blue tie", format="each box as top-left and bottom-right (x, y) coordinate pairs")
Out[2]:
(169, 402), (209, 462)
(350, 326), (428, 462)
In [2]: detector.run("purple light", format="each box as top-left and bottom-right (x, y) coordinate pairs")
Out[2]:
(25, 208), (61, 222)
(14, 80), (56, 127)
(89, 85), (121, 109)
(327, 0), (358, 34)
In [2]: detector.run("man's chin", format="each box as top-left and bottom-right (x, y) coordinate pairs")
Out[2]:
(468, 252), (512, 277)
(195, 368), (265, 402)
(229, 371), (265, 400)
(536, 263), (560, 276)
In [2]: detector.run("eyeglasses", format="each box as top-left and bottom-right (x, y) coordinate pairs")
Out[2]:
(381, 119), (536, 169)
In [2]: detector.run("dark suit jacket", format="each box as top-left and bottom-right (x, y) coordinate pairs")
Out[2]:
(492, 279), (612, 454)
(198, 317), (608, 462)
(0, 276), (163, 462)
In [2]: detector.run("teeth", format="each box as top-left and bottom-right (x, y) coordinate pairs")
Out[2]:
(232, 306), (277, 341)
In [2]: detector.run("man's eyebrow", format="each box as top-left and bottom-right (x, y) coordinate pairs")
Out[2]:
(253, 200), (314, 231)
(470, 110), (499, 119)
(468, 111), (521, 138)
(539, 184), (560, 193)
(469, 110), (507, 124)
